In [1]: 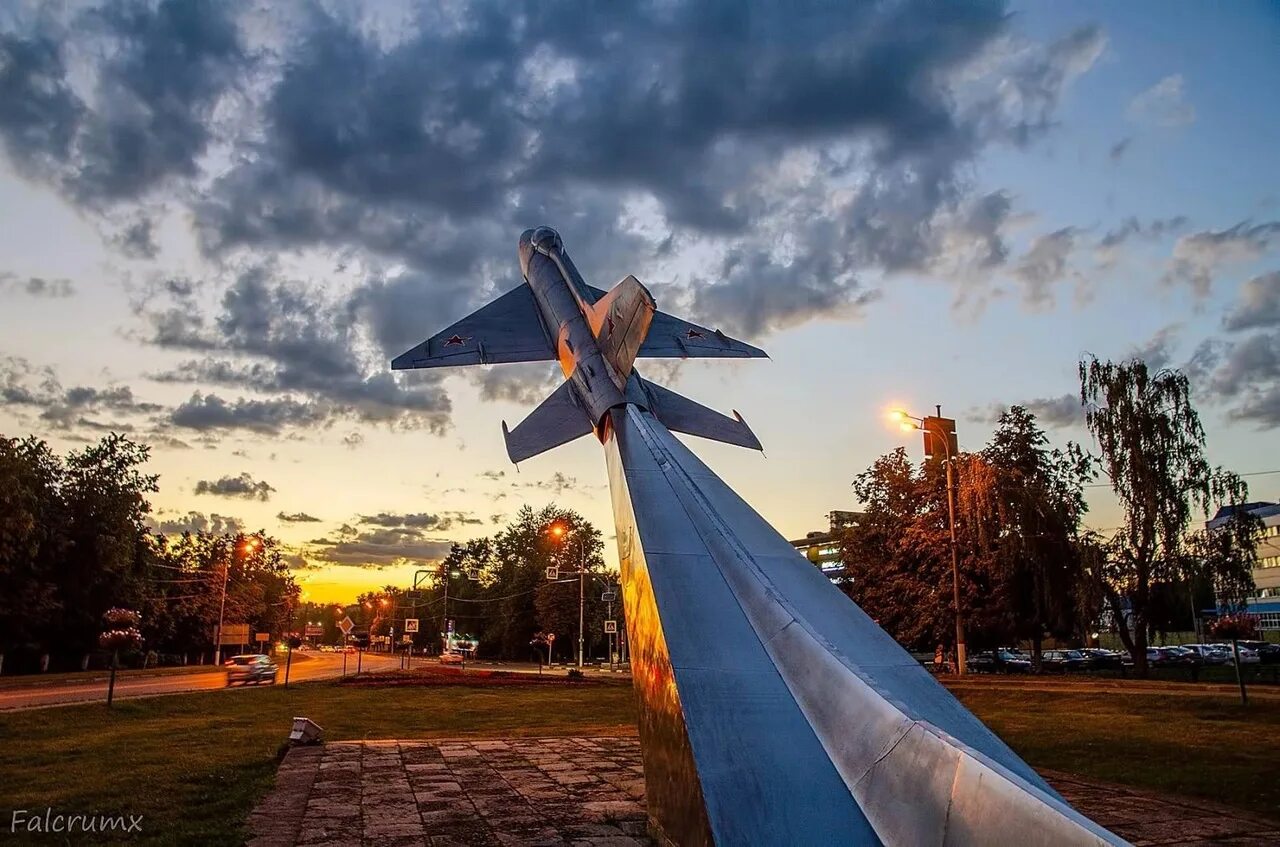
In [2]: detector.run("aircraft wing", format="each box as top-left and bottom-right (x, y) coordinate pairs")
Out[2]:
(640, 309), (766, 359)
(585, 285), (766, 359)
(391, 283), (554, 370)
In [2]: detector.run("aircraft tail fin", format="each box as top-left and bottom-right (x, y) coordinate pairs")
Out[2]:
(637, 375), (763, 451)
(502, 379), (594, 464)
(585, 275), (656, 387)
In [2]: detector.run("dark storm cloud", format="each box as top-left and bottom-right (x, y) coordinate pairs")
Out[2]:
(1223, 271), (1280, 332)
(193, 472), (275, 501)
(1, 272), (75, 298)
(277, 511), (320, 523)
(150, 510), (244, 535)
(0, 0), (245, 208)
(144, 265), (451, 431)
(2, 1), (1111, 390)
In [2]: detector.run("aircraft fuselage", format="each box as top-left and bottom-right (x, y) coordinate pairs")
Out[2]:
(518, 226), (632, 431)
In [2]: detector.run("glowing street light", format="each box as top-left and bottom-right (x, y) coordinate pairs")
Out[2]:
(886, 405), (967, 676)
(547, 521), (589, 668)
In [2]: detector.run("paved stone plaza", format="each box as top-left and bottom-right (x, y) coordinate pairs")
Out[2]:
(248, 735), (1280, 846)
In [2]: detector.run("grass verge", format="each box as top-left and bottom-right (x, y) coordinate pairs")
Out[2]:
(2, 675), (1276, 844)
(0, 677), (637, 845)
(947, 680), (1280, 817)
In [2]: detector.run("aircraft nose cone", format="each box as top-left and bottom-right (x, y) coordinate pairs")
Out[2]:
(530, 226), (562, 253)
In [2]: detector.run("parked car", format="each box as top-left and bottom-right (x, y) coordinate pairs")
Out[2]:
(1209, 643), (1261, 664)
(1180, 644), (1232, 665)
(1121, 647), (1167, 667)
(1237, 641), (1280, 664)
(967, 649), (1032, 674)
(1157, 646), (1203, 667)
(1041, 649), (1089, 672)
(439, 651), (465, 665)
(1079, 648), (1124, 670)
(225, 654), (278, 686)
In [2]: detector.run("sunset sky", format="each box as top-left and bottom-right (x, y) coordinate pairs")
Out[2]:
(2, 1), (1278, 603)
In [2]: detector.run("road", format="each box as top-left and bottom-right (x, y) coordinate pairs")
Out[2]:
(0, 651), (402, 711)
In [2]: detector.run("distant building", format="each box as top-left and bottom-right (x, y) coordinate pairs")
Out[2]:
(789, 510), (862, 580)
(1206, 501), (1280, 631)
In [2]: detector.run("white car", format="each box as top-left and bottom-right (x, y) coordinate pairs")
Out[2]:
(439, 651), (465, 665)
(1181, 644), (1231, 665)
(1209, 643), (1260, 664)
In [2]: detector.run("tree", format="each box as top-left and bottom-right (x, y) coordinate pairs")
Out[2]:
(966, 406), (1093, 668)
(1079, 358), (1256, 675)
(0, 436), (65, 673)
(56, 434), (159, 666)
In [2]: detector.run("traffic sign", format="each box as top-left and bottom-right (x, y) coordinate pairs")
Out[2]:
(338, 616), (355, 636)
(404, 618), (419, 633)
(604, 620), (617, 634)
(255, 632), (270, 643)
(545, 566), (559, 580)
(303, 624), (324, 637)
(601, 590), (616, 602)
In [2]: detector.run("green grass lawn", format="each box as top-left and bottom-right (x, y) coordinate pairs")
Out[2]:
(948, 682), (1280, 817)
(1, 676), (1276, 845)
(0, 678), (637, 845)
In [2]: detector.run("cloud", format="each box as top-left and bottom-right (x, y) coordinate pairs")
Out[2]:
(0, 0), (246, 208)
(149, 510), (245, 535)
(1223, 271), (1280, 332)
(1, 3), (1112, 380)
(277, 511), (320, 523)
(358, 511), (481, 531)
(973, 394), (1083, 429)
(1013, 227), (1077, 307)
(0, 356), (160, 429)
(1162, 220), (1280, 296)
(469, 363), (560, 406)
(1127, 74), (1195, 128)
(1093, 216), (1189, 268)
(514, 472), (579, 496)
(169, 392), (331, 434)
(1, 272), (75, 297)
(1128, 324), (1180, 371)
(194, 472), (275, 500)
(1194, 330), (1280, 427)
(307, 523), (453, 568)
(143, 265), (451, 431)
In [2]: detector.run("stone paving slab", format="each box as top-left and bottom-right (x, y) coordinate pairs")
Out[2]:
(248, 736), (1280, 846)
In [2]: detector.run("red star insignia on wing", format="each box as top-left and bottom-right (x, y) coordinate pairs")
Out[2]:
(684, 328), (705, 339)
(443, 334), (470, 347)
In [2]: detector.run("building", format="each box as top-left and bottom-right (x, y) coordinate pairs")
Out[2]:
(1206, 501), (1280, 631)
(789, 510), (862, 580)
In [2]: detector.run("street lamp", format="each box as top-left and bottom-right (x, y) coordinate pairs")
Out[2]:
(214, 536), (259, 664)
(888, 406), (967, 676)
(547, 521), (588, 668)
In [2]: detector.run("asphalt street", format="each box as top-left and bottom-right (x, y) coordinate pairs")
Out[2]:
(0, 651), (402, 710)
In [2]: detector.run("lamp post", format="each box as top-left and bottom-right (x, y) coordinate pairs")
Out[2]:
(215, 536), (259, 664)
(548, 522), (588, 668)
(889, 406), (967, 676)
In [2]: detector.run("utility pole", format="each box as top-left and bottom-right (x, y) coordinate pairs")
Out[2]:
(578, 536), (586, 668)
(888, 406), (966, 675)
(214, 557), (229, 665)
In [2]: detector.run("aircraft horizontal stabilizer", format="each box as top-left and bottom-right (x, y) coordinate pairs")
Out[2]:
(502, 379), (594, 464)
(638, 376), (763, 451)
